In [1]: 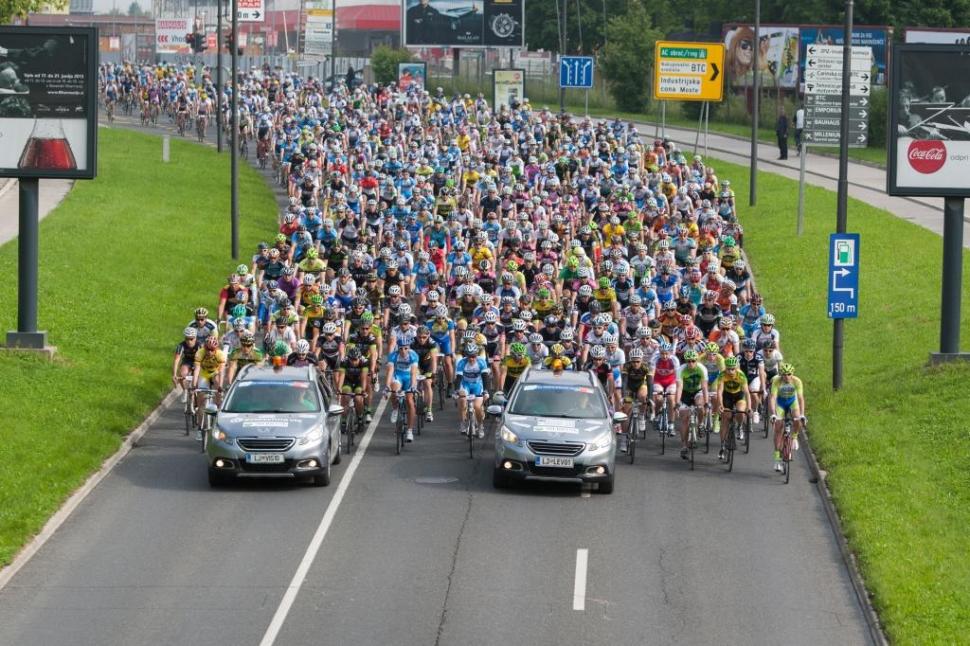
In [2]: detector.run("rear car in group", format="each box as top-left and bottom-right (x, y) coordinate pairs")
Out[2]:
(488, 367), (625, 493)
(203, 364), (344, 487)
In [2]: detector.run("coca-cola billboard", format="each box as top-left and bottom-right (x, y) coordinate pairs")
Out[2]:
(888, 44), (970, 197)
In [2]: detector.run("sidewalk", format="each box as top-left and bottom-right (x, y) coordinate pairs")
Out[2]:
(633, 121), (970, 249)
(0, 178), (74, 248)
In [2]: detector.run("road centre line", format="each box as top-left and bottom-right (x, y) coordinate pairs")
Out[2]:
(258, 395), (389, 646)
(573, 548), (589, 611)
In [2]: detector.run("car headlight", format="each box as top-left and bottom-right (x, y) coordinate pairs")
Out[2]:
(299, 426), (324, 446)
(588, 430), (614, 451)
(499, 425), (521, 446)
(211, 427), (230, 443)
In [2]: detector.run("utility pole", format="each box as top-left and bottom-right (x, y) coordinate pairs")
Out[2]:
(216, 0), (223, 152)
(749, 0), (760, 206)
(833, 0), (853, 389)
(329, 0), (336, 81)
(230, 0), (239, 259)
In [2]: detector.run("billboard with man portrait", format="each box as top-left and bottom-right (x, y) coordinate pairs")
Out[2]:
(402, 0), (524, 48)
(888, 44), (970, 197)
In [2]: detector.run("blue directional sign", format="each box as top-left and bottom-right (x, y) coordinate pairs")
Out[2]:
(559, 56), (595, 89)
(828, 233), (860, 319)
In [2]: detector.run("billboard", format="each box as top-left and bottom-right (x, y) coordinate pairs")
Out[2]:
(155, 18), (191, 55)
(799, 26), (889, 85)
(493, 68), (524, 111)
(905, 28), (970, 45)
(402, 0), (524, 48)
(887, 44), (970, 198)
(304, 0), (333, 57)
(398, 61), (427, 90)
(0, 27), (98, 180)
(724, 24), (799, 88)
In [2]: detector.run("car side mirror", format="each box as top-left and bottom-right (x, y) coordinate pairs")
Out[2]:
(486, 404), (504, 416)
(612, 411), (628, 424)
(328, 404), (345, 417)
(204, 403), (219, 416)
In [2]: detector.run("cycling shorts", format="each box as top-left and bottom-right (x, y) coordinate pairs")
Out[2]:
(461, 380), (484, 397)
(775, 396), (799, 415)
(680, 390), (702, 407)
(433, 338), (452, 355)
(197, 373), (219, 389)
(722, 390), (746, 410)
(340, 384), (365, 394)
(393, 372), (413, 392)
(653, 381), (677, 395)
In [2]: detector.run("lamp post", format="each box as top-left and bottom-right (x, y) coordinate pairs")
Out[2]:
(749, 0), (760, 206)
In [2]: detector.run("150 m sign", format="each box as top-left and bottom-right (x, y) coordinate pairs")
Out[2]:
(653, 41), (725, 102)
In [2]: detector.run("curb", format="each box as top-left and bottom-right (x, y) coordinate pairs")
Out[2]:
(743, 256), (888, 646)
(0, 388), (179, 591)
(0, 178), (17, 201)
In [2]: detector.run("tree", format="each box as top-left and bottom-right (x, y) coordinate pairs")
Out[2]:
(370, 45), (413, 85)
(2, 0), (67, 24)
(599, 1), (662, 113)
(128, 2), (145, 16)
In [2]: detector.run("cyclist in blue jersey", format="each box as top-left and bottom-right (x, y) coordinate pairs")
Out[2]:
(385, 336), (419, 443)
(455, 343), (489, 437)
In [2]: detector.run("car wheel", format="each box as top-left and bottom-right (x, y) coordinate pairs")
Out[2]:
(331, 434), (342, 465)
(492, 468), (510, 489)
(208, 469), (226, 488)
(312, 455), (332, 487)
(597, 473), (615, 495)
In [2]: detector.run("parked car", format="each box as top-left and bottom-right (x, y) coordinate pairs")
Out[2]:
(488, 367), (624, 493)
(204, 364), (343, 487)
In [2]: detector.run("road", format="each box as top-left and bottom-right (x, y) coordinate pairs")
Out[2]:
(0, 391), (871, 646)
(0, 114), (873, 645)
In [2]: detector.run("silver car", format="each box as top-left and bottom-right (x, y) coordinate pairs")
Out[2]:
(204, 364), (344, 487)
(489, 367), (625, 494)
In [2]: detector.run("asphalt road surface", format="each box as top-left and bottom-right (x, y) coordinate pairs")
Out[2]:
(0, 387), (872, 646)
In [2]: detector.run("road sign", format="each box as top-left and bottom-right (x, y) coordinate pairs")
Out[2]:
(805, 45), (872, 96)
(828, 233), (860, 319)
(237, 0), (264, 22)
(652, 41), (725, 102)
(559, 56), (594, 89)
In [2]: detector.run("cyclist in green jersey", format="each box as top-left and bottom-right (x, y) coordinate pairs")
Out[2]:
(675, 349), (709, 460)
(769, 363), (806, 472)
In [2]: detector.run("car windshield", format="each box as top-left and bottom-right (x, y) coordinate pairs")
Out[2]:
(508, 383), (607, 419)
(223, 381), (320, 413)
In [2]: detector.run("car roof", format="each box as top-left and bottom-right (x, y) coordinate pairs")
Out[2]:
(236, 364), (316, 382)
(517, 366), (595, 387)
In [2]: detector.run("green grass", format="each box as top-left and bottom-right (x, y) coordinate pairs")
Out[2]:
(0, 128), (277, 567)
(714, 157), (970, 645)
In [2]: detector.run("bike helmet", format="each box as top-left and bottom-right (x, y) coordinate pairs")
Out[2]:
(590, 345), (606, 359)
(550, 343), (564, 355)
(578, 285), (593, 297)
(603, 333), (618, 345)
(629, 348), (644, 360)
(398, 303), (413, 317)
(510, 342), (526, 357)
(322, 322), (338, 335)
(464, 343), (479, 356)
(762, 313), (776, 325)
(636, 326), (651, 339)
(296, 339), (311, 354)
(724, 356), (740, 369)
(435, 304), (449, 318)
(705, 342), (720, 354)
(347, 345), (362, 360)
(779, 363), (795, 376)
(388, 285), (402, 296)
(195, 307), (209, 319)
(303, 274), (316, 285)
(742, 338), (757, 351)
(183, 327), (198, 338)
(529, 333), (543, 344)
(683, 349), (698, 361)
(240, 332), (255, 345)
(361, 311), (375, 323)
(235, 263), (249, 275)
(560, 328), (574, 341)
(483, 311), (498, 323)
(512, 319), (527, 331)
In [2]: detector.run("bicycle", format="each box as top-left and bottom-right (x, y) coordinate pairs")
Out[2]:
(724, 408), (746, 472)
(195, 388), (219, 453)
(176, 111), (188, 137)
(414, 375), (426, 436)
(780, 411), (805, 485)
(760, 389), (771, 438)
(686, 405), (700, 470)
(181, 376), (195, 435)
(458, 392), (486, 459)
(435, 362), (447, 411)
(343, 391), (365, 453)
(196, 115), (207, 143)
(390, 389), (411, 455)
(239, 136), (249, 159)
(701, 402), (713, 454)
(626, 397), (649, 464)
(655, 395), (670, 455)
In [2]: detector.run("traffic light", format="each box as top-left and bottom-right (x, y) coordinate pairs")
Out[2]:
(225, 31), (242, 56)
(185, 32), (195, 49)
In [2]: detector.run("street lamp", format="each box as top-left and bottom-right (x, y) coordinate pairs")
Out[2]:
(749, 0), (759, 206)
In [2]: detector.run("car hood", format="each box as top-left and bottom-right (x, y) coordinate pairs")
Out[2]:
(216, 412), (323, 436)
(503, 413), (610, 441)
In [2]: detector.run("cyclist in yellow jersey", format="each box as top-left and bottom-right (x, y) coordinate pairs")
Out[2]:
(769, 363), (806, 472)
(499, 342), (531, 391)
(716, 356), (751, 461)
(542, 343), (572, 373)
(192, 335), (227, 433)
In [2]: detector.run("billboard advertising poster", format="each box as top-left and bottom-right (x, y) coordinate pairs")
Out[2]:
(155, 18), (191, 55)
(0, 27), (98, 180)
(888, 44), (970, 198)
(905, 29), (970, 45)
(799, 26), (889, 85)
(724, 25), (799, 88)
(398, 61), (427, 91)
(403, 0), (524, 48)
(493, 68), (524, 112)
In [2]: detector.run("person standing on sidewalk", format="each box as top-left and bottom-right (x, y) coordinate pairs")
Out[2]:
(794, 104), (805, 155)
(775, 110), (789, 160)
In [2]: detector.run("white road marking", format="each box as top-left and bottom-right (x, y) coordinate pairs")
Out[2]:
(573, 548), (589, 611)
(259, 396), (389, 646)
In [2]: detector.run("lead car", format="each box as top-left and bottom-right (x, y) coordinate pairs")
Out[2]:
(204, 364), (344, 487)
(488, 367), (625, 494)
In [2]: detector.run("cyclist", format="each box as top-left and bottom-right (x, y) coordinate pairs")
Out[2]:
(652, 341), (679, 435)
(769, 363), (806, 473)
(335, 346), (370, 430)
(173, 327), (200, 398)
(499, 341), (530, 391)
(411, 325), (439, 422)
(385, 336), (419, 443)
(192, 334), (227, 437)
(287, 339), (319, 367)
(674, 349), (709, 460)
(226, 332), (264, 383)
(619, 347), (652, 452)
(455, 342), (489, 437)
(716, 356), (751, 461)
(739, 338), (767, 425)
(187, 306), (218, 342)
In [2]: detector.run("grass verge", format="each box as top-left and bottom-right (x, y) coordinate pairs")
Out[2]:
(0, 127), (277, 567)
(713, 156), (970, 645)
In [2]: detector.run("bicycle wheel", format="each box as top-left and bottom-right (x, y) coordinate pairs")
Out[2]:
(395, 403), (403, 455)
(658, 405), (666, 455)
(437, 369), (445, 411)
(468, 414), (475, 459)
(782, 433), (793, 484)
(703, 410), (711, 454)
(415, 393), (423, 436)
(688, 414), (696, 470)
(345, 406), (356, 453)
(726, 419), (736, 472)
(638, 403), (648, 440)
(628, 424), (636, 464)
(762, 399), (770, 438)
(743, 412), (752, 454)
(200, 415), (209, 453)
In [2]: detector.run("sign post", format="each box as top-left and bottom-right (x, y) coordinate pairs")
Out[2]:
(887, 43), (970, 363)
(827, 234), (860, 319)
(0, 27), (99, 353)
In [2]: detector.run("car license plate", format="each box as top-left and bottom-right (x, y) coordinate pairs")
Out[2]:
(246, 453), (285, 464)
(536, 456), (574, 468)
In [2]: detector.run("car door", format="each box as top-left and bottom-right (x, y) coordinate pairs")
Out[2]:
(316, 376), (341, 458)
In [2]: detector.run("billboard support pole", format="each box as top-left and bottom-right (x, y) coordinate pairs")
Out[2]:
(231, 0), (239, 260)
(661, 102), (665, 138)
(216, 0), (223, 153)
(5, 179), (46, 350)
(938, 198), (965, 356)
(833, 0), (853, 391)
(749, 0), (760, 207)
(797, 139), (806, 235)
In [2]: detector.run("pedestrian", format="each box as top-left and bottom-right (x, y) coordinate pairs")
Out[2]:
(775, 110), (789, 160)
(794, 104), (805, 154)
